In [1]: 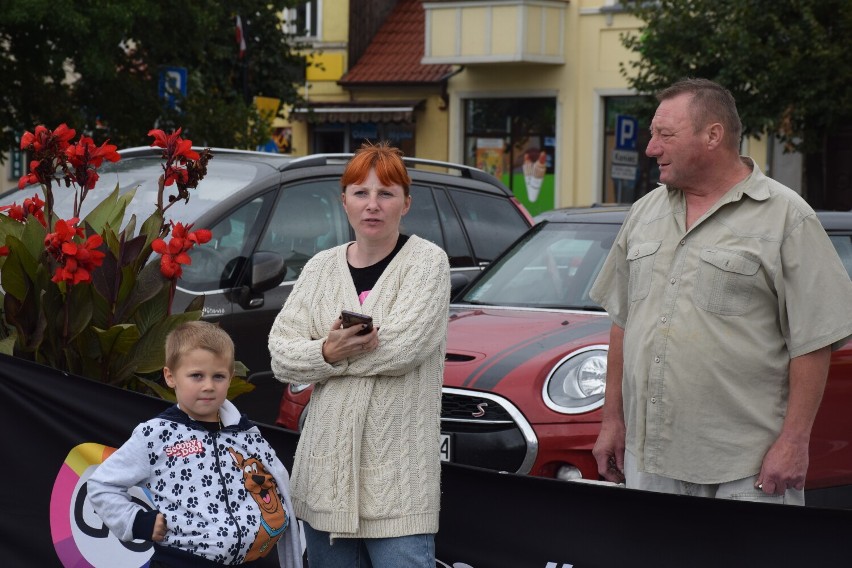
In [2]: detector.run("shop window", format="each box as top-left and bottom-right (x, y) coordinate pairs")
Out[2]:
(312, 122), (415, 155)
(601, 96), (658, 203)
(462, 98), (556, 216)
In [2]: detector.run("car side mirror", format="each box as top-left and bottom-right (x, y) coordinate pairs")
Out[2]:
(250, 251), (286, 293)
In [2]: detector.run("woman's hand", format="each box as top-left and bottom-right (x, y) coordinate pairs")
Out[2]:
(152, 513), (167, 542)
(322, 317), (379, 363)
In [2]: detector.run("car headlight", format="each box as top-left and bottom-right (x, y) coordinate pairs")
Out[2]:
(542, 345), (608, 414)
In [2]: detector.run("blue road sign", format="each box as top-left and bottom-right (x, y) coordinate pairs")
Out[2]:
(158, 67), (188, 111)
(615, 114), (638, 150)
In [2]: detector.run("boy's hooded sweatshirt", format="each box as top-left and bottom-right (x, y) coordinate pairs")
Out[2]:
(87, 400), (302, 567)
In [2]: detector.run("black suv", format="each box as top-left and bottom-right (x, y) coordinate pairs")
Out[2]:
(3, 148), (532, 422)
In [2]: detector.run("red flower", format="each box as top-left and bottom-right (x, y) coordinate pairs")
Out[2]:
(148, 127), (200, 163)
(0, 246), (9, 257)
(163, 165), (189, 187)
(148, 128), (201, 189)
(44, 219), (105, 285)
(44, 218), (84, 257)
(151, 222), (212, 279)
(65, 136), (120, 190)
(18, 124), (76, 189)
(2, 193), (48, 226)
(20, 124), (76, 153)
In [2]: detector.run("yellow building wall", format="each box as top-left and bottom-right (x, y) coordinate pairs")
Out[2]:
(445, 1), (774, 209)
(447, 1), (643, 209)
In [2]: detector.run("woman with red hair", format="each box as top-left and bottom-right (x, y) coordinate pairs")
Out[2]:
(269, 141), (450, 567)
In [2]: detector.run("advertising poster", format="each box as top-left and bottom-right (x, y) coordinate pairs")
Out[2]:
(508, 136), (555, 217)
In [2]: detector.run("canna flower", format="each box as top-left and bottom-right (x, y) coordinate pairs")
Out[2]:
(18, 124), (76, 189)
(44, 218), (105, 285)
(0, 193), (48, 227)
(151, 222), (212, 279)
(65, 136), (121, 190)
(148, 128), (201, 189)
(44, 217), (84, 255)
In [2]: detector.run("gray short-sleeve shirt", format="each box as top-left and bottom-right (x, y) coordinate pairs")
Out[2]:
(590, 158), (852, 484)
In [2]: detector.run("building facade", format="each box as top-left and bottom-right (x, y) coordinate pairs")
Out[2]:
(291, 0), (805, 214)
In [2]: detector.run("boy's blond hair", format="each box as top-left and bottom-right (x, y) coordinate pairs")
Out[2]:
(165, 321), (235, 375)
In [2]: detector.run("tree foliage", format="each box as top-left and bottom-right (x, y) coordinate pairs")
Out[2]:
(0, 0), (307, 154)
(620, 0), (852, 153)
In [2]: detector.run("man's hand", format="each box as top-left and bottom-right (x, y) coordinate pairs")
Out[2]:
(755, 346), (830, 495)
(152, 513), (167, 542)
(593, 419), (626, 484)
(592, 324), (627, 484)
(755, 435), (809, 495)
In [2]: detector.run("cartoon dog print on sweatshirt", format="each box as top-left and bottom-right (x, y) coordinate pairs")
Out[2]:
(228, 447), (288, 561)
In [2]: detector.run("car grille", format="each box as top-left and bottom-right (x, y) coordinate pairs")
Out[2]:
(442, 392), (514, 424)
(440, 387), (538, 474)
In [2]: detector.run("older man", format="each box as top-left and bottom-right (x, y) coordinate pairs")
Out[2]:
(590, 78), (852, 504)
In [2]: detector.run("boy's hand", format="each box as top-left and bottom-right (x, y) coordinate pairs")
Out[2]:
(152, 513), (167, 542)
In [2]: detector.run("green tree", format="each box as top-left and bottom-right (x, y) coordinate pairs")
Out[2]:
(0, 0), (307, 153)
(620, 0), (852, 201)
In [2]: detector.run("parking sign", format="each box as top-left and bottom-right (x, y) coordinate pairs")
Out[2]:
(158, 66), (188, 111)
(615, 114), (638, 150)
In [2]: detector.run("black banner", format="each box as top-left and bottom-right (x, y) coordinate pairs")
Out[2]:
(2, 354), (851, 568)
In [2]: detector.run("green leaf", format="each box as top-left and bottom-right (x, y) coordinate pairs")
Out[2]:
(89, 285), (112, 329)
(120, 234), (148, 268)
(131, 283), (170, 334)
(83, 184), (137, 234)
(93, 324), (141, 357)
(20, 215), (49, 260)
(139, 210), (166, 251)
(0, 240), (34, 302)
(4, 288), (45, 354)
(91, 246), (119, 305)
(0, 334), (16, 355)
(184, 294), (205, 314)
(119, 260), (168, 321)
(0, 214), (25, 245)
(138, 376), (177, 401)
(227, 376), (256, 399)
(130, 310), (202, 374)
(65, 283), (94, 342)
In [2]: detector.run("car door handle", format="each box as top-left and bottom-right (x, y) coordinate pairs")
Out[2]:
(248, 298), (264, 308)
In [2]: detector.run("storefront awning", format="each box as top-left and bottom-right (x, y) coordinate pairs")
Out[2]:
(290, 100), (424, 124)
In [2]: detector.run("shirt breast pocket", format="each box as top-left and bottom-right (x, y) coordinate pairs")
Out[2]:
(627, 241), (662, 302)
(695, 248), (760, 315)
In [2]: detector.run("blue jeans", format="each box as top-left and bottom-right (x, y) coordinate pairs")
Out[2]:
(303, 523), (435, 568)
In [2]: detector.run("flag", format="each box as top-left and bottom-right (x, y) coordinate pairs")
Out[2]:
(235, 14), (247, 59)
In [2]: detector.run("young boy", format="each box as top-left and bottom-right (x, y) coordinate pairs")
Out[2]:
(88, 321), (302, 567)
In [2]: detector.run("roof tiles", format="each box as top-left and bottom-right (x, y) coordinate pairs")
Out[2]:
(340, 0), (454, 85)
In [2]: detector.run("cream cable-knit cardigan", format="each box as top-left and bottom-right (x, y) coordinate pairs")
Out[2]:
(268, 235), (450, 539)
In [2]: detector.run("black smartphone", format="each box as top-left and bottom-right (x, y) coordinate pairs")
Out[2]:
(341, 310), (374, 335)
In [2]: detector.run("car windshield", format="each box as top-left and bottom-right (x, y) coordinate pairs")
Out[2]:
(458, 221), (618, 309)
(0, 154), (275, 226)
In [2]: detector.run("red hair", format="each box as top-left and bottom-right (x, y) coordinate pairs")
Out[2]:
(340, 141), (411, 196)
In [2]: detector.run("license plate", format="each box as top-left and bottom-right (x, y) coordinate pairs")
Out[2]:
(439, 433), (452, 462)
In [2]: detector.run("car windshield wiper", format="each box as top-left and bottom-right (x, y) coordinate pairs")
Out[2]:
(561, 304), (605, 311)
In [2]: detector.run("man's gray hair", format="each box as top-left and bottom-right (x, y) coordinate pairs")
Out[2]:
(657, 78), (743, 152)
